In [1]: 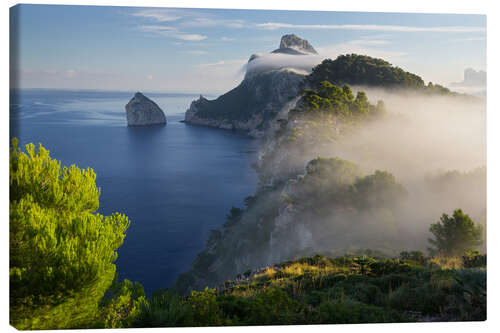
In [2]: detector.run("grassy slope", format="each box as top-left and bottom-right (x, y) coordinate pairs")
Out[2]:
(134, 253), (486, 327)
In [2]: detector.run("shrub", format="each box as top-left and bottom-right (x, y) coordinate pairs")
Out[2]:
(448, 269), (486, 321)
(98, 278), (145, 328)
(133, 290), (191, 327)
(428, 256), (463, 270)
(188, 288), (224, 326)
(247, 288), (296, 325)
(400, 250), (425, 263)
(319, 300), (402, 323)
(462, 250), (486, 268)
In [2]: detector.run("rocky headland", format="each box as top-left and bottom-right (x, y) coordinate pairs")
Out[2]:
(183, 34), (319, 137)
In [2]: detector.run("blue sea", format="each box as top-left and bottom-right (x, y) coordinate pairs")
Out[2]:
(10, 89), (258, 294)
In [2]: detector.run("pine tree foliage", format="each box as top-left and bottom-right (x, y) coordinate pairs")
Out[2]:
(428, 209), (483, 256)
(9, 138), (131, 329)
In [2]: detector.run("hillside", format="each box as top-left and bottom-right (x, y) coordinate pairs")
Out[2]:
(176, 82), (401, 292)
(136, 253), (486, 326)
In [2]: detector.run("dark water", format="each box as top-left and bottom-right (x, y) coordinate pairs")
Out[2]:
(10, 89), (258, 293)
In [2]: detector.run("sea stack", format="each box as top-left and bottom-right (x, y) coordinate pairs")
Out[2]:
(126, 92), (166, 126)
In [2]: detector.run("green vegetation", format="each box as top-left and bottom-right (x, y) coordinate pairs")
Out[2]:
(290, 80), (385, 120)
(428, 209), (484, 256)
(256, 81), (385, 185)
(9, 139), (140, 329)
(133, 253), (486, 326)
(305, 54), (453, 95)
(294, 157), (407, 212)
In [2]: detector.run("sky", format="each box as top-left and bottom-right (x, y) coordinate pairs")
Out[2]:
(10, 4), (487, 95)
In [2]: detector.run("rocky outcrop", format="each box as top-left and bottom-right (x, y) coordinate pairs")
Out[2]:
(184, 70), (304, 138)
(184, 34), (318, 136)
(126, 92), (166, 126)
(271, 34), (318, 55)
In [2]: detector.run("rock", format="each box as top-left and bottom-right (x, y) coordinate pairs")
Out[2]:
(125, 92), (166, 126)
(271, 34), (318, 55)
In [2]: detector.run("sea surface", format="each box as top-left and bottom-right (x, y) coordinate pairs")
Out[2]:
(10, 89), (259, 293)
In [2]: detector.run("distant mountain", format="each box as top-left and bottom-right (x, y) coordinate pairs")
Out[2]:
(451, 68), (487, 87)
(449, 68), (486, 99)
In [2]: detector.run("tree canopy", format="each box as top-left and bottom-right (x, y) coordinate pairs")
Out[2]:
(306, 54), (425, 89)
(305, 54), (453, 95)
(290, 80), (385, 120)
(9, 138), (131, 329)
(428, 209), (483, 256)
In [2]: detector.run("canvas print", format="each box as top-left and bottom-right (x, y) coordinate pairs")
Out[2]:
(9, 4), (487, 329)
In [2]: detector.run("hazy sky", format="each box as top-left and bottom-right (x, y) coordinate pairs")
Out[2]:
(10, 4), (486, 94)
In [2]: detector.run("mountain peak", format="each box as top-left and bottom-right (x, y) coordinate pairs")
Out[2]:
(272, 34), (318, 55)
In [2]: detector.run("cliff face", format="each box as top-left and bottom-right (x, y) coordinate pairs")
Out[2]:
(185, 70), (304, 137)
(184, 34), (319, 137)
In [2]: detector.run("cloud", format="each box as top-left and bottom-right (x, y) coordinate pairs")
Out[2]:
(132, 9), (182, 22)
(245, 53), (320, 75)
(194, 59), (247, 68)
(137, 25), (207, 41)
(347, 39), (391, 46)
(181, 18), (245, 29)
(256, 22), (486, 33)
(138, 25), (177, 33)
(184, 50), (209, 55)
(450, 36), (486, 42)
(173, 33), (207, 41)
(131, 9), (245, 42)
(64, 69), (77, 78)
(316, 43), (407, 61)
(220, 36), (234, 41)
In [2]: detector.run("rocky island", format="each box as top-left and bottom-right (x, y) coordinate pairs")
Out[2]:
(126, 92), (166, 126)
